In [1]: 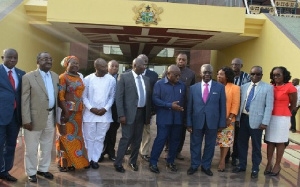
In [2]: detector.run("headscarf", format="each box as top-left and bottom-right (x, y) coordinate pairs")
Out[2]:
(61, 56), (79, 68)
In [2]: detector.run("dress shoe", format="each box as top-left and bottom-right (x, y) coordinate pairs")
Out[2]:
(28, 175), (37, 183)
(201, 167), (213, 176)
(114, 165), (125, 173)
(109, 155), (116, 161)
(91, 161), (99, 169)
(149, 164), (160, 173)
(141, 155), (150, 162)
(251, 171), (259, 179)
(291, 129), (296, 133)
(125, 149), (132, 155)
(176, 153), (184, 160)
(232, 167), (246, 173)
(187, 167), (197, 175)
(0, 174), (17, 182)
(84, 163), (91, 169)
(166, 163), (177, 172)
(37, 171), (53, 179)
(98, 154), (104, 162)
(269, 169), (281, 176)
(231, 158), (238, 166)
(128, 163), (138, 171)
(264, 164), (273, 175)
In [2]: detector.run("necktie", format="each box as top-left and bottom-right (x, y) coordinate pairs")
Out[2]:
(137, 76), (145, 107)
(245, 84), (256, 112)
(203, 83), (209, 103)
(8, 70), (16, 109)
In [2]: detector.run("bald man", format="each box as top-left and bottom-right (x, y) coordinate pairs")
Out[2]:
(114, 58), (151, 173)
(0, 49), (25, 182)
(82, 58), (116, 169)
(149, 65), (186, 173)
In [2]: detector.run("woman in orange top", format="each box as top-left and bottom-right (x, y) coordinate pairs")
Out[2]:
(264, 66), (297, 176)
(56, 56), (89, 172)
(216, 67), (240, 172)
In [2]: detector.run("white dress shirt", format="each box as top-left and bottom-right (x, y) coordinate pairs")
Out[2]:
(242, 81), (260, 114)
(201, 80), (212, 98)
(82, 73), (116, 122)
(132, 70), (146, 107)
(39, 69), (55, 108)
(3, 64), (19, 89)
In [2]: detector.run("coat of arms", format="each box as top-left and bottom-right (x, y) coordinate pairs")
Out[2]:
(133, 4), (163, 26)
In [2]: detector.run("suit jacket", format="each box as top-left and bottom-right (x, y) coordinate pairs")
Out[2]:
(21, 69), (59, 131)
(187, 81), (226, 129)
(225, 83), (240, 121)
(0, 64), (25, 125)
(236, 81), (274, 129)
(144, 69), (158, 89)
(116, 71), (151, 124)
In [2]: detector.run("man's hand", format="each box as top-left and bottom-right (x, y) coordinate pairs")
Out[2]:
(171, 101), (184, 111)
(235, 121), (240, 128)
(97, 108), (107, 116)
(187, 126), (193, 133)
(23, 123), (33, 131)
(119, 116), (126, 125)
(90, 108), (100, 115)
(259, 124), (267, 130)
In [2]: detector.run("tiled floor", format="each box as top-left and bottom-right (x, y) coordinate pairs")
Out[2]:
(1, 125), (299, 186)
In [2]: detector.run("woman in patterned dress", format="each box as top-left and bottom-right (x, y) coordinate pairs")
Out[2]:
(56, 56), (89, 172)
(216, 67), (240, 172)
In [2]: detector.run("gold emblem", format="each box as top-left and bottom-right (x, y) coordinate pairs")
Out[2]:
(133, 4), (163, 26)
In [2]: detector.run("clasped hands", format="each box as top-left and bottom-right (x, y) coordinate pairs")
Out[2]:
(90, 108), (107, 116)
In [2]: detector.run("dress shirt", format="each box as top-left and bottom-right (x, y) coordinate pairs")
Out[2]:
(295, 85), (300, 107)
(152, 77), (186, 125)
(201, 80), (212, 98)
(82, 73), (116, 122)
(3, 64), (19, 89)
(39, 69), (55, 108)
(132, 70), (146, 107)
(242, 81), (260, 114)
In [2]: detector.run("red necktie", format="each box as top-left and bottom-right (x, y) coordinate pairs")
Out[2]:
(203, 83), (209, 103)
(8, 70), (16, 109)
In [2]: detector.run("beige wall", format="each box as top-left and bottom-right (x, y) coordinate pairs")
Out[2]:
(0, 0), (69, 74)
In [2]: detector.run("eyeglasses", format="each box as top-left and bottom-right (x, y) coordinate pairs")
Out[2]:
(250, 73), (262, 76)
(272, 74), (282, 77)
(39, 58), (53, 62)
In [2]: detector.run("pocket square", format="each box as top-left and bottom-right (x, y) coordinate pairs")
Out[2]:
(213, 92), (218, 94)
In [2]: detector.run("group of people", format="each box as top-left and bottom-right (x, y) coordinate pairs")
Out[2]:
(0, 48), (298, 183)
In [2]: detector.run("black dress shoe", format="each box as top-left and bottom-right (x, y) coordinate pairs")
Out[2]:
(128, 163), (138, 171)
(37, 171), (53, 179)
(91, 161), (99, 169)
(231, 158), (238, 166)
(84, 163), (91, 169)
(28, 175), (37, 183)
(232, 167), (246, 173)
(98, 154), (104, 162)
(251, 171), (259, 179)
(109, 155), (116, 161)
(114, 165), (125, 173)
(166, 163), (177, 172)
(201, 167), (213, 176)
(149, 164), (160, 173)
(187, 167), (197, 175)
(141, 155), (150, 162)
(0, 174), (17, 182)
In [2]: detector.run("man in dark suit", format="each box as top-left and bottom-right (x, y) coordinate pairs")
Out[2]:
(138, 54), (158, 162)
(114, 58), (151, 173)
(186, 64), (226, 176)
(100, 60), (120, 162)
(0, 48), (25, 182)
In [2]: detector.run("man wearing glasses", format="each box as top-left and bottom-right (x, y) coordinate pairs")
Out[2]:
(228, 58), (251, 166)
(22, 52), (59, 182)
(232, 66), (273, 179)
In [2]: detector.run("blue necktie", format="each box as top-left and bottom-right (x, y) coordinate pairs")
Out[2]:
(245, 84), (256, 112)
(137, 76), (145, 107)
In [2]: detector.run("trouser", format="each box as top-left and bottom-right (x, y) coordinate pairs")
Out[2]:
(24, 111), (55, 176)
(83, 122), (110, 162)
(103, 121), (120, 157)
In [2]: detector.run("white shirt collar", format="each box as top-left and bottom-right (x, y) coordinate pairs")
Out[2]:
(201, 80), (212, 86)
(2, 64), (15, 73)
(132, 70), (141, 78)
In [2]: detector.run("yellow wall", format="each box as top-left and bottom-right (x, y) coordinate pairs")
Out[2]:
(211, 14), (300, 130)
(211, 14), (300, 83)
(47, 0), (245, 33)
(0, 0), (69, 73)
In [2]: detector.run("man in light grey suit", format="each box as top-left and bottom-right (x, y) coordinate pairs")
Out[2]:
(22, 52), (59, 183)
(232, 66), (273, 179)
(114, 58), (151, 173)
